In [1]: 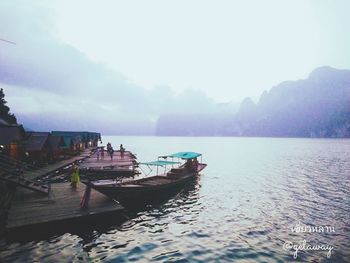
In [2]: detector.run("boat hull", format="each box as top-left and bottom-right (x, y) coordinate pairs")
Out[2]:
(81, 169), (136, 180)
(91, 163), (207, 206)
(93, 175), (194, 203)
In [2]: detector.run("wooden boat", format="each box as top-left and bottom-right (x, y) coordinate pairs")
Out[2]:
(88, 152), (207, 205)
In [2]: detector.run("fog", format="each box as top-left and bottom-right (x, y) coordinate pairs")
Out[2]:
(1, 1), (349, 134)
(1, 1), (229, 134)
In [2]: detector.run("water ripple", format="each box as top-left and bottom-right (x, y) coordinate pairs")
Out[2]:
(1, 138), (349, 262)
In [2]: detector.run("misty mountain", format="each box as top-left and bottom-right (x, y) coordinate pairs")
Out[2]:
(156, 66), (350, 137)
(155, 101), (239, 136)
(236, 66), (350, 137)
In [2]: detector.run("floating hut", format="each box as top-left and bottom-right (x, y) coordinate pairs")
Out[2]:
(0, 120), (26, 160)
(51, 131), (101, 153)
(0, 126), (106, 236)
(25, 132), (52, 164)
(48, 135), (66, 160)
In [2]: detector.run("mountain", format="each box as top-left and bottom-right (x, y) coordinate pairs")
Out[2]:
(236, 66), (350, 137)
(155, 101), (239, 136)
(156, 66), (350, 137)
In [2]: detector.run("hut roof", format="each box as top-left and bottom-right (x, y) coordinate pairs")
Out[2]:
(25, 132), (50, 151)
(51, 131), (87, 141)
(60, 136), (73, 149)
(49, 135), (66, 150)
(51, 131), (101, 142)
(90, 132), (102, 140)
(0, 124), (26, 145)
(72, 136), (82, 144)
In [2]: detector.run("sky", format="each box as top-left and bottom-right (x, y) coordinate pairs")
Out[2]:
(1, 0), (350, 133)
(51, 0), (350, 101)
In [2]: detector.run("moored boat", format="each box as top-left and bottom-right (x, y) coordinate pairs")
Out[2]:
(88, 152), (207, 205)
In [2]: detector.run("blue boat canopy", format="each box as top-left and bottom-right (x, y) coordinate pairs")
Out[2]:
(162, 152), (202, 160)
(140, 160), (180, 166)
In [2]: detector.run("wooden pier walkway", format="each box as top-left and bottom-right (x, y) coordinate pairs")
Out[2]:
(79, 151), (138, 175)
(24, 148), (94, 180)
(6, 182), (124, 231)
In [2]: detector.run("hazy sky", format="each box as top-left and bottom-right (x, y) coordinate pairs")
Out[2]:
(1, 0), (350, 133)
(51, 0), (350, 101)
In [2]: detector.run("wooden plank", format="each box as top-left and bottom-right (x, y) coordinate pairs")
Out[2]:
(23, 148), (94, 180)
(139, 182), (160, 186)
(6, 182), (124, 230)
(0, 176), (48, 195)
(134, 178), (173, 186)
(79, 151), (137, 172)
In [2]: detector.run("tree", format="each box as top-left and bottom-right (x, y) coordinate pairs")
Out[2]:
(0, 88), (17, 124)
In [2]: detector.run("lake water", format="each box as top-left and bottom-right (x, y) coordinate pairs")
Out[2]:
(1, 137), (349, 262)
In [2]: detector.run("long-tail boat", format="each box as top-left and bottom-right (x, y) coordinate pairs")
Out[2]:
(88, 152), (207, 205)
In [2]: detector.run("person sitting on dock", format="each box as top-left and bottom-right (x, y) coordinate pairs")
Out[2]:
(120, 144), (125, 158)
(70, 166), (80, 189)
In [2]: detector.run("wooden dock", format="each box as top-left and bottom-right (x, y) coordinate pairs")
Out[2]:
(6, 182), (124, 231)
(24, 148), (94, 180)
(79, 151), (138, 175)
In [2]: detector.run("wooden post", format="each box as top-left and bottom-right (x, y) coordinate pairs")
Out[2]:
(48, 181), (52, 200)
(80, 182), (92, 209)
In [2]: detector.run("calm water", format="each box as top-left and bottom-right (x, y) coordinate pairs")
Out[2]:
(1, 137), (349, 262)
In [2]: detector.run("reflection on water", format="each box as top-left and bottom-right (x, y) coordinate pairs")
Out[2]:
(1, 137), (349, 262)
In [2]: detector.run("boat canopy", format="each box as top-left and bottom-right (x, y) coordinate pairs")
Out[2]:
(162, 152), (202, 160)
(140, 160), (180, 166)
